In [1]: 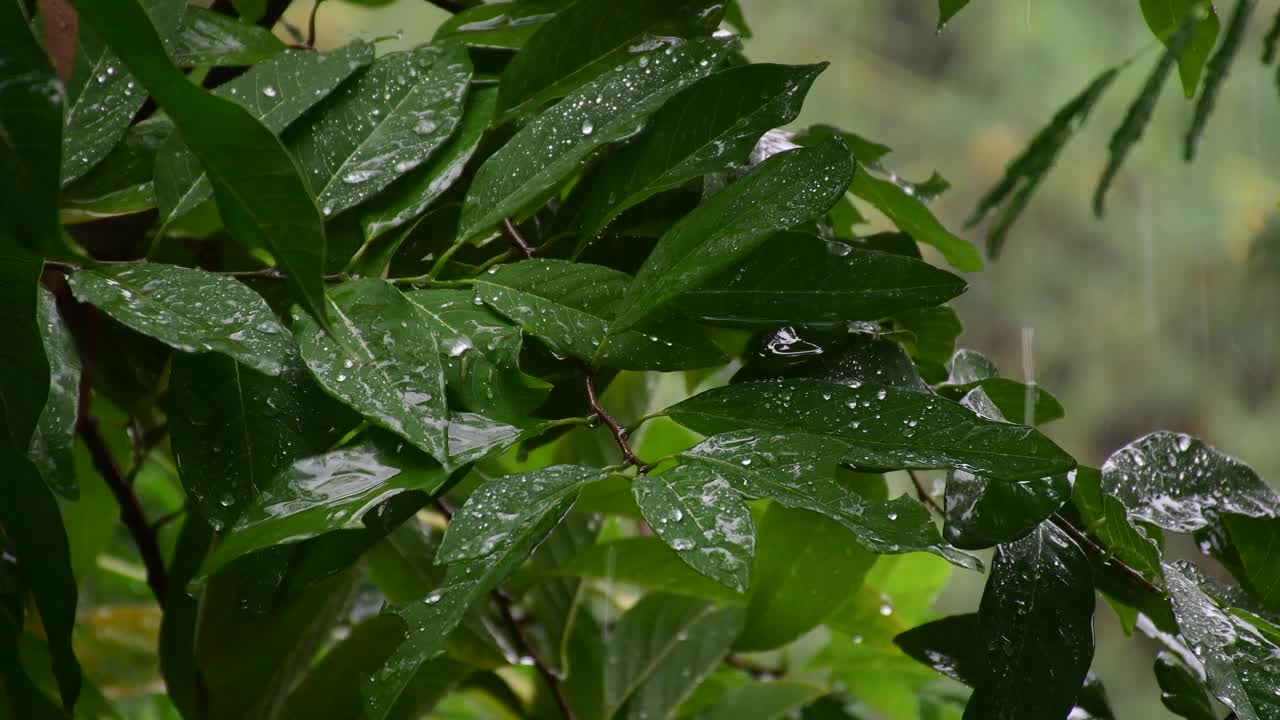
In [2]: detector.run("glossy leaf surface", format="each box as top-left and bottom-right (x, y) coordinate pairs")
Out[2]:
(1154, 652), (1218, 720)
(943, 469), (1073, 549)
(171, 8), (286, 66)
(849, 169), (981, 272)
(1221, 514), (1280, 610)
(61, 117), (170, 223)
(28, 289), (81, 499)
(434, 0), (572, 49)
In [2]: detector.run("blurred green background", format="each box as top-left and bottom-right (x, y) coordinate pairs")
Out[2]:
(141, 1), (1275, 717)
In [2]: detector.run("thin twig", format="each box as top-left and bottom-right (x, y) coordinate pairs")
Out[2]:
(502, 218), (537, 259)
(578, 362), (648, 473)
(492, 588), (576, 720)
(305, 0), (323, 48)
(907, 469), (943, 514)
(1050, 513), (1165, 597)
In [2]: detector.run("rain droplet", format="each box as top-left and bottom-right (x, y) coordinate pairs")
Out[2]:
(262, 86), (278, 98)
(580, 119), (594, 136)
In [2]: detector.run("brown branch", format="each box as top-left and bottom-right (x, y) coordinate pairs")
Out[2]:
(907, 469), (943, 514)
(38, 0), (78, 82)
(1050, 513), (1165, 597)
(492, 588), (575, 720)
(502, 218), (537, 259)
(578, 362), (648, 473)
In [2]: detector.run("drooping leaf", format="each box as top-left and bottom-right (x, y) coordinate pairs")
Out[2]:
(171, 7), (286, 66)
(69, 263), (293, 376)
(1094, 14), (1198, 216)
(200, 432), (449, 578)
(1071, 465), (1166, 584)
(1164, 561), (1280, 719)
(459, 35), (734, 241)
(668, 379), (1076, 481)
(495, 0), (724, 117)
(1102, 431), (1278, 533)
(1140, 0), (1221, 96)
(287, 43), (471, 219)
(633, 467), (755, 592)
(60, 117), (171, 223)
(293, 279), (450, 463)
(60, 0), (185, 186)
(675, 432), (976, 568)
(362, 492), (572, 719)
(964, 522), (1095, 720)
(576, 62), (827, 242)
(437, 465), (599, 562)
(737, 504), (877, 651)
(849, 167), (982, 272)
(1154, 652), (1218, 720)
(0, 6), (67, 258)
(965, 66), (1118, 258)
(1221, 514), (1280, 610)
(603, 594), (745, 719)
(359, 86), (497, 246)
(168, 352), (356, 530)
(893, 612), (980, 685)
(943, 469), (1073, 549)
(433, 0), (573, 49)
(937, 0), (971, 29)
(475, 259), (726, 371)
(1185, 0), (1254, 160)
(70, 0), (337, 331)
(156, 42), (376, 224)
(613, 138), (855, 331)
(27, 290), (80, 499)
(681, 232), (966, 329)
(557, 537), (747, 605)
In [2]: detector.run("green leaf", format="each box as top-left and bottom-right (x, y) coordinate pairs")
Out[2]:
(362, 492), (572, 719)
(669, 379), (1076, 481)
(892, 305), (963, 383)
(1071, 466), (1165, 584)
(893, 612), (980, 685)
(61, 117), (170, 223)
(278, 615), (408, 720)
(460, 35), (734, 241)
(60, 0), (185, 186)
(156, 42), (375, 224)
(692, 681), (827, 720)
(168, 352), (355, 530)
(964, 522), (1094, 720)
(69, 263), (293, 376)
(613, 138), (854, 332)
(476, 259), (726, 371)
(1094, 14), (1198, 216)
(737, 504), (876, 651)
(496, 0), (724, 117)
(159, 514), (212, 720)
(1102, 431), (1277, 533)
(937, 0), (971, 29)
(171, 7), (286, 66)
(603, 594), (745, 719)
(1265, 8), (1280, 64)
(200, 432), (448, 579)
(556, 537), (747, 605)
(1221, 514), (1280, 610)
(359, 86), (497, 245)
(965, 67), (1117, 258)
(576, 62), (827, 242)
(70, 0), (337, 333)
(1185, 0), (1253, 160)
(1140, 0), (1220, 96)
(681, 233), (966, 329)
(849, 167), (982, 272)
(288, 43), (471, 219)
(1164, 561), (1280, 719)
(437, 465), (599, 562)
(293, 279), (450, 463)
(633, 467), (755, 592)
(943, 469), (1073, 550)
(27, 289), (80, 499)
(0, 7), (66, 258)
(735, 331), (929, 392)
(676, 432), (975, 568)
(1153, 652), (1218, 720)
(936, 377), (1065, 426)
(434, 0), (573, 49)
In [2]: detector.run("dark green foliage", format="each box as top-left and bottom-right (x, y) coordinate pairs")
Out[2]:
(4, 1), (1279, 718)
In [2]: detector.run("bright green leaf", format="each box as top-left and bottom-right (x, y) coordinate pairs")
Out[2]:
(556, 537), (747, 605)
(1139, 0), (1221, 96)
(850, 168), (982, 272)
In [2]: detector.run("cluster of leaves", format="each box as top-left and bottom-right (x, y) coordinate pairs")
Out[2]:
(2, 0), (1279, 718)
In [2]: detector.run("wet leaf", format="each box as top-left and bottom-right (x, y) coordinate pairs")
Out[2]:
(476, 259), (726, 371)
(603, 594), (745, 719)
(434, 0), (573, 49)
(1102, 431), (1278, 534)
(496, 0), (724, 117)
(293, 279), (450, 463)
(849, 168), (981, 272)
(288, 44), (471, 219)
(633, 467), (755, 592)
(171, 7), (286, 66)
(682, 232), (967, 329)
(27, 289), (80, 499)
(1140, 0), (1220, 96)
(576, 63), (827, 242)
(943, 469), (1073, 550)
(1185, 0), (1253, 160)
(1154, 652), (1218, 720)
(893, 612), (980, 685)
(615, 138), (855, 331)
(964, 522), (1094, 720)
(669, 379), (1076, 481)
(157, 42), (376, 224)
(460, 35), (733, 241)
(437, 465), (599, 562)
(61, 117), (170, 223)
(892, 305), (963, 383)
(201, 432), (449, 578)
(70, 263), (293, 376)
(735, 331), (929, 391)
(1221, 514), (1280, 610)
(936, 376), (1065, 425)
(556, 537), (746, 605)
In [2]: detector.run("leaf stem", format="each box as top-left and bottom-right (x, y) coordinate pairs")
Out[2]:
(1049, 512), (1165, 597)
(624, 409), (669, 436)
(578, 362), (649, 473)
(907, 469), (943, 514)
(503, 218), (537, 259)
(492, 588), (577, 720)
